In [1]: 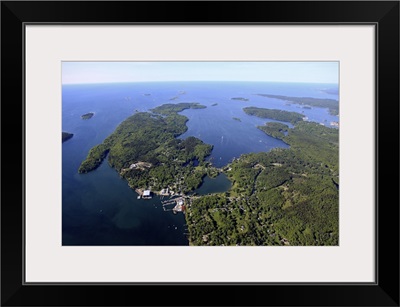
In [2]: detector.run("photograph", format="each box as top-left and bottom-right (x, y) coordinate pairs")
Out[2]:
(62, 61), (339, 246)
(2, 0), (399, 305)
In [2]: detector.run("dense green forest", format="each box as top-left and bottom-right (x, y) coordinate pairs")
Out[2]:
(257, 94), (339, 116)
(185, 108), (339, 246)
(79, 101), (338, 246)
(150, 102), (206, 115)
(79, 103), (214, 193)
(257, 122), (289, 139)
(243, 107), (305, 124)
(62, 132), (73, 143)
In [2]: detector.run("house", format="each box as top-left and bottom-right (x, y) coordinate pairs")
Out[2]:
(142, 190), (152, 199)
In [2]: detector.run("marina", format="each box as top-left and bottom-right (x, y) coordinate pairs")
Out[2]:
(162, 197), (186, 214)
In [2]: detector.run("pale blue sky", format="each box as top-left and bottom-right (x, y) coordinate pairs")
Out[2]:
(62, 62), (338, 85)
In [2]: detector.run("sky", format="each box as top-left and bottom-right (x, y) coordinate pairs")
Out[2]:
(62, 62), (339, 85)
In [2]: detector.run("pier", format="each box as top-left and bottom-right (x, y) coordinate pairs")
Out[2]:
(161, 197), (186, 213)
(162, 199), (176, 206)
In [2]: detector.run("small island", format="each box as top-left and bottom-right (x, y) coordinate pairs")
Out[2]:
(232, 117), (241, 122)
(81, 112), (94, 120)
(211, 103), (218, 107)
(231, 97), (249, 101)
(62, 132), (74, 143)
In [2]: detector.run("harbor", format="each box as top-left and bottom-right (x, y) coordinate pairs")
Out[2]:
(134, 185), (188, 214)
(162, 197), (186, 214)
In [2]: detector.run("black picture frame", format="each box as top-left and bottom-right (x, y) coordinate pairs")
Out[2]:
(1, 1), (399, 306)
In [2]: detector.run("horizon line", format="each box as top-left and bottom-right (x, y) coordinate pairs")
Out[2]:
(62, 80), (339, 86)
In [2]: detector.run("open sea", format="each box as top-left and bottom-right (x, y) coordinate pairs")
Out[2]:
(62, 81), (339, 245)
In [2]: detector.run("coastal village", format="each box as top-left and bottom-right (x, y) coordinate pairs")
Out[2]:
(123, 161), (189, 214)
(118, 153), (216, 215)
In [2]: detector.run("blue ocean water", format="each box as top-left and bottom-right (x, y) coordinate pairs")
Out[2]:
(62, 81), (339, 245)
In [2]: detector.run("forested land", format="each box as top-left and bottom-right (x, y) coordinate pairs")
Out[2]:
(243, 107), (304, 124)
(257, 122), (289, 140)
(150, 103), (206, 115)
(78, 100), (339, 246)
(78, 103), (214, 193)
(256, 94), (339, 116)
(185, 107), (339, 246)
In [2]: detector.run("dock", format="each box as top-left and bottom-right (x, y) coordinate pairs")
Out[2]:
(162, 199), (176, 206)
(161, 197), (186, 213)
(135, 188), (152, 199)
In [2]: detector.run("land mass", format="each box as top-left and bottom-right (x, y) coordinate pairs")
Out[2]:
(243, 106), (304, 124)
(150, 102), (206, 115)
(257, 122), (289, 139)
(79, 103), (214, 194)
(256, 94), (339, 116)
(62, 132), (74, 143)
(186, 106), (338, 246)
(79, 101), (339, 247)
(231, 97), (249, 101)
(81, 112), (94, 120)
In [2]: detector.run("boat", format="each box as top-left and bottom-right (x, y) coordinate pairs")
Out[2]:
(137, 195), (141, 199)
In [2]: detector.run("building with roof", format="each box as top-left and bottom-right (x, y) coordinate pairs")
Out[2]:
(142, 190), (152, 199)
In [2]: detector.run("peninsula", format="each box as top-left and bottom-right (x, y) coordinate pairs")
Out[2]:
(78, 102), (338, 247)
(243, 106), (305, 124)
(256, 94), (339, 116)
(257, 122), (289, 139)
(79, 103), (214, 194)
(185, 106), (338, 246)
